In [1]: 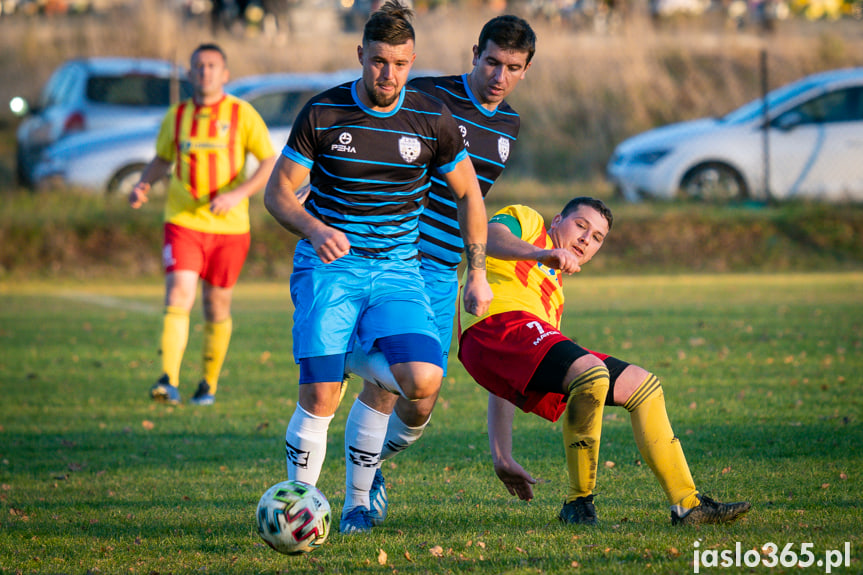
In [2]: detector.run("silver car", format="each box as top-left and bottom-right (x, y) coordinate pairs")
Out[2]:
(14, 57), (192, 186)
(606, 67), (863, 202)
(31, 70), (362, 195)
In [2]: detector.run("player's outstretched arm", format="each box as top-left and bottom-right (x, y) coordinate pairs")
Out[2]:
(488, 393), (536, 501)
(264, 156), (350, 264)
(488, 222), (581, 274)
(444, 157), (492, 316)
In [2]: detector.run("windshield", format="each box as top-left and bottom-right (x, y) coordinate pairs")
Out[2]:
(86, 75), (193, 106)
(721, 76), (825, 125)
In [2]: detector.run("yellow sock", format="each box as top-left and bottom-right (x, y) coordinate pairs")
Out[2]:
(202, 318), (232, 394)
(160, 306), (189, 388)
(625, 374), (700, 510)
(562, 365), (610, 502)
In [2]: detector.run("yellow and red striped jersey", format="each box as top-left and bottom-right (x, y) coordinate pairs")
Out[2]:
(155, 94), (274, 234)
(460, 204), (565, 333)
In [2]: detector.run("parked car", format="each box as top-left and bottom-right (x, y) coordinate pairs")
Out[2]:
(13, 57), (192, 186)
(31, 68), (441, 196)
(606, 67), (863, 203)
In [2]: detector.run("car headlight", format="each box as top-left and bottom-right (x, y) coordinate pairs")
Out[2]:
(629, 149), (671, 165)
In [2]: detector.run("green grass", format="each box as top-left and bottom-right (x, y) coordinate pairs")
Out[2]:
(1, 275), (861, 574)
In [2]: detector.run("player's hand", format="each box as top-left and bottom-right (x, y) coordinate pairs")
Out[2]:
(210, 190), (244, 216)
(493, 457), (536, 501)
(462, 270), (493, 316)
(129, 181), (150, 209)
(309, 226), (351, 264)
(538, 248), (581, 275)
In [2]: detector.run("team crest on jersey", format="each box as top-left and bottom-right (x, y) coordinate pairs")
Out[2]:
(398, 136), (421, 163)
(498, 136), (510, 163)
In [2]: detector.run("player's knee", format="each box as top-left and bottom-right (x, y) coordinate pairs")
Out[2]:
(392, 363), (442, 400)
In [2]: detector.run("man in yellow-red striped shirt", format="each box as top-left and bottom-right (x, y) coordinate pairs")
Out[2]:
(130, 43), (275, 406)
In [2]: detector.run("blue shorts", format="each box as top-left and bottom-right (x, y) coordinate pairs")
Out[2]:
(290, 254), (439, 361)
(421, 267), (459, 376)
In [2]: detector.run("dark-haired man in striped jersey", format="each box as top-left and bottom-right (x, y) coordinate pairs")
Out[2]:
(340, 14), (538, 530)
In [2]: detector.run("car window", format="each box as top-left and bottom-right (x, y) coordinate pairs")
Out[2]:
(86, 75), (194, 106)
(722, 76), (826, 125)
(42, 64), (79, 107)
(247, 90), (317, 126)
(782, 87), (863, 125)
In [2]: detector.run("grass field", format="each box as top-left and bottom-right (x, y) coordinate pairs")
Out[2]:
(0, 274), (861, 574)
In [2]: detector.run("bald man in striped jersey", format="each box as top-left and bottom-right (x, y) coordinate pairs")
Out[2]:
(130, 43), (275, 407)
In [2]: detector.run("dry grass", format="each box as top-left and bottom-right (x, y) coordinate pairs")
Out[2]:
(1, 4), (862, 181)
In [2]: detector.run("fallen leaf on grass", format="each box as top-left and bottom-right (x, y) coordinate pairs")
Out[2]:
(141, 420), (154, 430)
(721, 466), (732, 474)
(404, 550), (412, 562)
(377, 549), (387, 565)
(840, 473), (848, 480)
(668, 547), (680, 557)
(821, 483), (830, 489)
(571, 561), (580, 568)
(604, 461), (615, 468)
(429, 545), (444, 557)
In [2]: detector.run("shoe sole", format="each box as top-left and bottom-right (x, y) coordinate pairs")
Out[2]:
(150, 388), (180, 405)
(189, 398), (215, 405)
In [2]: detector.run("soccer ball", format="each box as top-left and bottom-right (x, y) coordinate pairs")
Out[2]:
(256, 480), (331, 555)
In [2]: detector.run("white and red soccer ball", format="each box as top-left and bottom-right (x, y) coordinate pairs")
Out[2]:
(256, 480), (331, 555)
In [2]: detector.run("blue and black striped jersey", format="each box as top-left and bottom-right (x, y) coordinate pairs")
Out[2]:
(283, 80), (467, 262)
(410, 74), (520, 272)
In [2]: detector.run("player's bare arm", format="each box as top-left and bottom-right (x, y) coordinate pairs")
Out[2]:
(264, 156), (351, 264)
(129, 156), (172, 209)
(488, 393), (536, 501)
(488, 222), (581, 274)
(210, 155), (276, 216)
(443, 156), (493, 316)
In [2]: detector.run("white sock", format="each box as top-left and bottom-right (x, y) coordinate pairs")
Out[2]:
(285, 404), (333, 485)
(344, 399), (388, 511)
(381, 412), (428, 461)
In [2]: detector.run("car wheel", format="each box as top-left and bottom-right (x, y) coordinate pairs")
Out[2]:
(107, 164), (166, 198)
(678, 162), (748, 202)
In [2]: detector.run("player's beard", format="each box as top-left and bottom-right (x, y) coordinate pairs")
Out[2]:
(364, 78), (399, 109)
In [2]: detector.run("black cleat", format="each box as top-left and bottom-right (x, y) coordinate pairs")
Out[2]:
(671, 494), (751, 526)
(559, 494), (598, 526)
(189, 380), (215, 405)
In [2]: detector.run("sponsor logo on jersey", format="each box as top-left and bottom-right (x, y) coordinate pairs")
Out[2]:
(498, 136), (510, 163)
(331, 131), (357, 153)
(398, 136), (421, 163)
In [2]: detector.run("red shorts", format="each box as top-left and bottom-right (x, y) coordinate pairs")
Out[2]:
(459, 311), (572, 422)
(162, 223), (250, 288)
